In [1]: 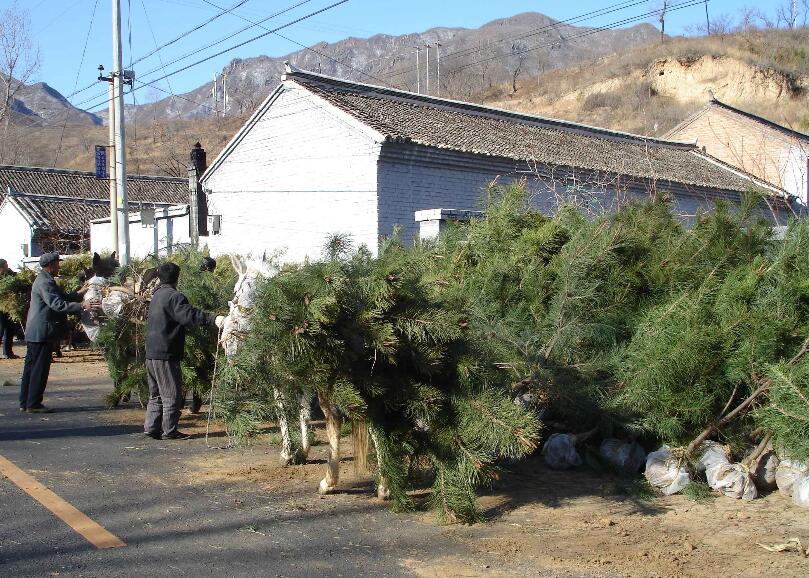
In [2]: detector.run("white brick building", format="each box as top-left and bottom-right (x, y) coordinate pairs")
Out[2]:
(201, 65), (797, 263)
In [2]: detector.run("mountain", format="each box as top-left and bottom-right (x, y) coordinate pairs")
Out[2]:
(5, 77), (102, 127)
(108, 12), (659, 124)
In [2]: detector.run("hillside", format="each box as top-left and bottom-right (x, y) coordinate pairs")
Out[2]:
(5, 27), (808, 175)
(101, 11), (658, 124)
(483, 27), (809, 138)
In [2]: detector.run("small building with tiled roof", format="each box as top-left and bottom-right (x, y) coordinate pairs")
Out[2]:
(666, 96), (809, 203)
(200, 65), (799, 262)
(0, 165), (187, 269)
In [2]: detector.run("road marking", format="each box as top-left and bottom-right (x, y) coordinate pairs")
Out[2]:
(0, 454), (125, 549)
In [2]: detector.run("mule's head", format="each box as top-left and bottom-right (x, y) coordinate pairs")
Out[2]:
(221, 252), (278, 358)
(91, 252), (120, 279)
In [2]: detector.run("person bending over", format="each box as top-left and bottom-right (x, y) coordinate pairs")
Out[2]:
(144, 262), (224, 440)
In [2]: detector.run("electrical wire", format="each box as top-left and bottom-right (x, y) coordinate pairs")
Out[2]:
(449, 0), (707, 75)
(383, 0), (708, 82)
(71, 0), (331, 111)
(198, 0), (405, 90)
(77, 0), (351, 114)
(52, 0), (101, 167)
(62, 0), (269, 102)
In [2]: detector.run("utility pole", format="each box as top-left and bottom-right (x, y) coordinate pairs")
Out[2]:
(108, 81), (118, 256)
(435, 41), (441, 97)
(112, 0), (131, 265)
(212, 73), (218, 116)
(425, 43), (431, 95)
(659, 0), (667, 43)
(222, 71), (228, 116)
(414, 46), (421, 94)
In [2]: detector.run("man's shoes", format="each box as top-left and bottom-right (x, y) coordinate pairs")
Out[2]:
(162, 431), (192, 440)
(144, 430), (162, 440)
(27, 406), (55, 413)
(19, 407), (26, 412)
(6, 354), (19, 359)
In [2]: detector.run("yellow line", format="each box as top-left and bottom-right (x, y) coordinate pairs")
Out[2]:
(0, 454), (126, 549)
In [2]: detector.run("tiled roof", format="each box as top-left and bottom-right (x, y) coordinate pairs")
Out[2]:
(0, 165), (188, 208)
(709, 98), (809, 143)
(7, 193), (175, 235)
(285, 68), (782, 196)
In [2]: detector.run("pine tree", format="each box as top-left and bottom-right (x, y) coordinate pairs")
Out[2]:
(220, 231), (540, 523)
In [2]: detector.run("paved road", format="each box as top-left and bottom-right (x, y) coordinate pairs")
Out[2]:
(0, 351), (487, 578)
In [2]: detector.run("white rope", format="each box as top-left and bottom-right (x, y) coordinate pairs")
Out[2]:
(205, 325), (232, 449)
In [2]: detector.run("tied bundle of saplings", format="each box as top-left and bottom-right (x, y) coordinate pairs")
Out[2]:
(217, 233), (540, 523)
(218, 181), (808, 513)
(96, 248), (234, 408)
(0, 267), (36, 324)
(415, 183), (809, 500)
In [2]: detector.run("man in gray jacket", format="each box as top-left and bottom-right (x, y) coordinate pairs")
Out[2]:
(20, 253), (99, 413)
(145, 262), (224, 440)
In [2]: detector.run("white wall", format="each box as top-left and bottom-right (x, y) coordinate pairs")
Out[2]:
(782, 144), (808, 204)
(0, 201), (33, 270)
(91, 209), (190, 258)
(203, 84), (381, 263)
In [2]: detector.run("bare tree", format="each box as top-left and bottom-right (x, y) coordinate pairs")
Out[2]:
(0, 2), (39, 128)
(776, 0), (800, 28)
(510, 43), (528, 94)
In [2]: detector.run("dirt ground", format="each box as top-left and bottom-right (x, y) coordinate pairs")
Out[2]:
(3, 348), (809, 578)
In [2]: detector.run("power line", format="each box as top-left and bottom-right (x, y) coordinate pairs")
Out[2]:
(383, 0), (707, 83)
(129, 0), (254, 68)
(198, 0), (404, 90)
(79, 0), (352, 114)
(53, 0), (101, 167)
(62, 0), (271, 102)
(71, 0), (321, 110)
(139, 0), (193, 150)
(451, 0), (708, 75)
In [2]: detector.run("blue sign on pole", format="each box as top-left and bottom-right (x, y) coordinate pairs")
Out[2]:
(95, 145), (108, 179)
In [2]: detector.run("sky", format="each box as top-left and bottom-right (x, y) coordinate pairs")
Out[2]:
(0, 0), (783, 111)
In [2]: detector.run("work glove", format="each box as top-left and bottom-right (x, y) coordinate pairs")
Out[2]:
(214, 315), (226, 329)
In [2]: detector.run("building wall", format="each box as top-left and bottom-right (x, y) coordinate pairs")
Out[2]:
(91, 210), (190, 258)
(0, 202), (33, 270)
(669, 106), (809, 202)
(202, 84), (381, 263)
(375, 146), (774, 245)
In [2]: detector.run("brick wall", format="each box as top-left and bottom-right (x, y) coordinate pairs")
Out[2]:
(203, 85), (381, 263)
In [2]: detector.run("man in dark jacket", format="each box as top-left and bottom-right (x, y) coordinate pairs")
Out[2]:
(20, 253), (99, 413)
(145, 262), (224, 440)
(0, 259), (18, 359)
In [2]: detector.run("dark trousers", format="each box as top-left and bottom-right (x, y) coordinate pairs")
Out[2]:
(144, 359), (183, 437)
(0, 312), (14, 357)
(19, 342), (53, 409)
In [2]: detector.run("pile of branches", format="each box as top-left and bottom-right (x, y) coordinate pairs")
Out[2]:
(218, 235), (540, 523)
(0, 254), (91, 327)
(220, 182), (809, 520)
(428, 184), (809, 465)
(0, 268), (36, 324)
(97, 248), (234, 407)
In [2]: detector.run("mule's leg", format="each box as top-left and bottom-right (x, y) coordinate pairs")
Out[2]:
(318, 393), (342, 495)
(370, 427), (391, 500)
(299, 393), (311, 460)
(273, 387), (294, 466)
